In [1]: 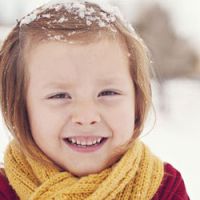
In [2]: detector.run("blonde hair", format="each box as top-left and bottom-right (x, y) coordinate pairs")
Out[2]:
(0, 1), (152, 165)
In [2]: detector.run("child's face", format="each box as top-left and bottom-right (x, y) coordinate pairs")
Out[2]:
(26, 36), (136, 177)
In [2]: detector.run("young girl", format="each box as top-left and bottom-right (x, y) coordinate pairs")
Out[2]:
(0, 0), (189, 199)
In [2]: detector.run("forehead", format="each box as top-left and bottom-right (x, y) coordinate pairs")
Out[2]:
(26, 36), (130, 87)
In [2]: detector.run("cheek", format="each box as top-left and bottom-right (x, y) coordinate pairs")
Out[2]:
(27, 102), (65, 140)
(107, 103), (135, 142)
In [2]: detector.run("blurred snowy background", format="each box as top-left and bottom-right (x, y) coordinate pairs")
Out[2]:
(0, 0), (200, 199)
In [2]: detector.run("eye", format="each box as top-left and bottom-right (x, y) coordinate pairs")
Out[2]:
(48, 93), (71, 99)
(98, 90), (119, 97)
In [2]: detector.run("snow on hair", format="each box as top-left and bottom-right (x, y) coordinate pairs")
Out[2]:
(19, 0), (138, 37)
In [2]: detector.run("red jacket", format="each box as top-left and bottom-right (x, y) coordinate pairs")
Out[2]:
(0, 163), (189, 200)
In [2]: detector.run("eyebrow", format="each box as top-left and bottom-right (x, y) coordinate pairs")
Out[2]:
(97, 77), (125, 85)
(43, 77), (125, 89)
(42, 81), (74, 90)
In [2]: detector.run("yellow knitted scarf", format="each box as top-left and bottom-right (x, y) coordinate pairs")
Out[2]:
(4, 139), (164, 200)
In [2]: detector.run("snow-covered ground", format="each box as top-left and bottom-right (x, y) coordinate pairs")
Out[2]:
(0, 78), (200, 199)
(142, 79), (200, 199)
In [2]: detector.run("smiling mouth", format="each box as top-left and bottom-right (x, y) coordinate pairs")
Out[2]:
(64, 137), (107, 147)
(63, 137), (108, 153)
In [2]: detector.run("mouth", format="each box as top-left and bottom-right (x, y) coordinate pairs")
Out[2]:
(63, 137), (108, 153)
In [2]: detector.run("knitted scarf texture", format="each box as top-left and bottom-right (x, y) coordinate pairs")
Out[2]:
(4, 139), (164, 200)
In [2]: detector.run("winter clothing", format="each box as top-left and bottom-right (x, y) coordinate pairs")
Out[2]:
(4, 139), (163, 200)
(0, 139), (189, 200)
(153, 163), (190, 200)
(0, 171), (19, 200)
(0, 163), (190, 200)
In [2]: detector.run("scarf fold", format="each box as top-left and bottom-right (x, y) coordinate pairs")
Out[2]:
(4, 139), (164, 200)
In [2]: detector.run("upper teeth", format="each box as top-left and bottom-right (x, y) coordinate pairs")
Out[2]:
(67, 137), (103, 146)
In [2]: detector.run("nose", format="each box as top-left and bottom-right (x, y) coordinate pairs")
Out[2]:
(71, 100), (101, 126)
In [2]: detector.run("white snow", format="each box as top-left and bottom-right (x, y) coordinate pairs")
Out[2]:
(18, 0), (138, 36)
(19, 0), (119, 27)
(141, 79), (200, 199)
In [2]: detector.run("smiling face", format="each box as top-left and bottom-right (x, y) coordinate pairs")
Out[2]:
(26, 36), (136, 177)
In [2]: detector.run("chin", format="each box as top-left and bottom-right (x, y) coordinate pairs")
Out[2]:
(67, 156), (120, 177)
(70, 165), (106, 177)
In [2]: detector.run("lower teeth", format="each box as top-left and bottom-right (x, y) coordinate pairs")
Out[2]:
(75, 144), (98, 147)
